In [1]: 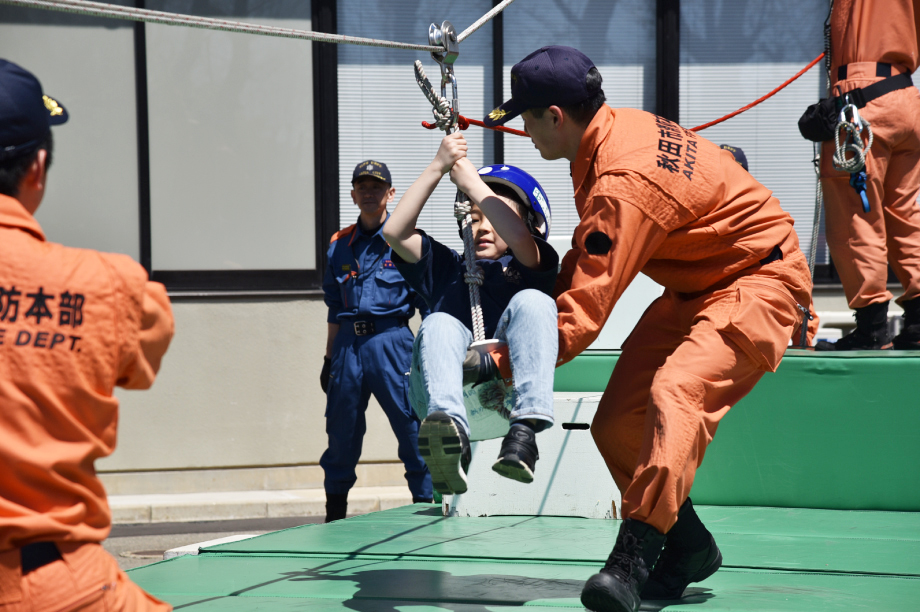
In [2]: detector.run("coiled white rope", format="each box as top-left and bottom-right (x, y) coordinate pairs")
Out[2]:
(454, 200), (487, 342)
(832, 115), (873, 174)
(0, 0), (444, 51)
(457, 0), (516, 42)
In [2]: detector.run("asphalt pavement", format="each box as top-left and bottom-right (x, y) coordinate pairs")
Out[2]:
(103, 516), (323, 571)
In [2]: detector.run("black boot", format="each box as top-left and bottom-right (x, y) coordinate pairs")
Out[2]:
(641, 498), (722, 600)
(815, 301), (892, 351)
(581, 519), (666, 612)
(418, 411), (471, 495)
(412, 497), (434, 504)
(325, 493), (347, 523)
(492, 421), (539, 484)
(893, 297), (920, 350)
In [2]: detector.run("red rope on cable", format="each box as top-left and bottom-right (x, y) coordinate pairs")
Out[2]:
(421, 52), (824, 137)
(422, 114), (528, 137)
(690, 52), (825, 131)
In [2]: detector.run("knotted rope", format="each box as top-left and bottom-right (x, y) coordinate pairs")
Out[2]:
(832, 113), (873, 174)
(414, 60), (457, 133)
(454, 199), (487, 342)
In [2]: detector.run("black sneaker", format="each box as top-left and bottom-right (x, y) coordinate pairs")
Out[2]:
(581, 519), (666, 612)
(491, 422), (539, 484)
(418, 411), (471, 495)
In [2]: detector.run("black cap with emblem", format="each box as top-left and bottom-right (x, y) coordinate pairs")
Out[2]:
(0, 59), (68, 163)
(352, 160), (392, 186)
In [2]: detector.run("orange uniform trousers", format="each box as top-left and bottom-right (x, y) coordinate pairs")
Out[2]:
(821, 65), (920, 309)
(0, 543), (170, 612)
(591, 253), (810, 533)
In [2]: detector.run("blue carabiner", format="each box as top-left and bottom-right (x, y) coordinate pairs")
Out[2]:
(849, 171), (870, 213)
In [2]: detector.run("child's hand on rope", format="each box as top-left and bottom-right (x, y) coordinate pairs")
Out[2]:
(432, 132), (468, 175)
(449, 157), (486, 199)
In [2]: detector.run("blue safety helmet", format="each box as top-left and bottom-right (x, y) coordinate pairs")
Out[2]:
(476, 164), (552, 239)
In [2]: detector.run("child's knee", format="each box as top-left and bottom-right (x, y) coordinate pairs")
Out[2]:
(507, 289), (556, 316)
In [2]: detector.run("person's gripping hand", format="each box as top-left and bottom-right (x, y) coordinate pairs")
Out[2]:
(449, 157), (487, 198)
(432, 132), (468, 175)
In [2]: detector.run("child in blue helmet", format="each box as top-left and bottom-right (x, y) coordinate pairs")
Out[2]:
(383, 132), (559, 495)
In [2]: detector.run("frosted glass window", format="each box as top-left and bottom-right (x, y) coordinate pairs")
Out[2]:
(680, 0), (827, 261)
(0, 4), (140, 260)
(146, 1), (315, 270)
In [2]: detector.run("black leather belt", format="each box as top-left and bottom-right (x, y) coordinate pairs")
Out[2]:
(759, 245), (783, 266)
(349, 317), (408, 337)
(20, 541), (62, 574)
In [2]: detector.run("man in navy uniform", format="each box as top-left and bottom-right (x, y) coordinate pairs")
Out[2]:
(320, 160), (432, 521)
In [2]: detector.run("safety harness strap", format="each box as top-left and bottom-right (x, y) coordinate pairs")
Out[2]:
(836, 72), (913, 109)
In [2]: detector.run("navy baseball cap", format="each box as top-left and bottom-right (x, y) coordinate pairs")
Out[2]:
(720, 144), (749, 172)
(352, 160), (392, 185)
(483, 46), (598, 127)
(0, 59), (68, 162)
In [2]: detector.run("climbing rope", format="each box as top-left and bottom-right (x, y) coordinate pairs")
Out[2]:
(690, 53), (825, 132)
(0, 0), (444, 51)
(455, 198), (488, 342)
(415, 22), (490, 343)
(457, 0), (516, 43)
(832, 104), (873, 174)
(415, 60), (458, 133)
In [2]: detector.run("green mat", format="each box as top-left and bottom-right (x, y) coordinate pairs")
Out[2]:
(555, 350), (920, 511)
(129, 504), (920, 610)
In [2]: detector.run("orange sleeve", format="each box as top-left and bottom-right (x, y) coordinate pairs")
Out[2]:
(554, 195), (667, 366)
(117, 280), (174, 390)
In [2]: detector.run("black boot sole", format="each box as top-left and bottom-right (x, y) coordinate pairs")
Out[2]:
(418, 413), (468, 495)
(491, 455), (535, 483)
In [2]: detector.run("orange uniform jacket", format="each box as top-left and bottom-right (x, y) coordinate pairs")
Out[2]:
(555, 106), (810, 365)
(830, 0), (920, 75)
(0, 194), (174, 552)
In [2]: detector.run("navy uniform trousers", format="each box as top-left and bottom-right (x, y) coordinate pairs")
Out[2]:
(321, 321), (432, 500)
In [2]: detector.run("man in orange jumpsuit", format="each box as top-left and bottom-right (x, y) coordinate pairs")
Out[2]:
(485, 47), (813, 612)
(0, 60), (174, 611)
(817, 0), (920, 351)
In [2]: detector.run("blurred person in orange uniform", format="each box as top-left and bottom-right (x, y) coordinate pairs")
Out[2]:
(485, 47), (813, 612)
(720, 144), (818, 346)
(816, 0), (920, 350)
(0, 60), (174, 611)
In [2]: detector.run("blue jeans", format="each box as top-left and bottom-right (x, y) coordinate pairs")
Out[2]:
(409, 289), (558, 437)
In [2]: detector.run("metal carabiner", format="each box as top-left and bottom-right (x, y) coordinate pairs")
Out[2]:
(839, 95), (864, 130)
(428, 20), (460, 132)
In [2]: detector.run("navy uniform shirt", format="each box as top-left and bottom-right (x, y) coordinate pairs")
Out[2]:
(393, 231), (559, 339)
(324, 216), (426, 324)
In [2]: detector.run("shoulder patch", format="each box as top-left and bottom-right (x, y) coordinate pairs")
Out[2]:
(330, 224), (357, 244)
(584, 231), (613, 255)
